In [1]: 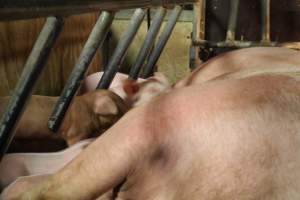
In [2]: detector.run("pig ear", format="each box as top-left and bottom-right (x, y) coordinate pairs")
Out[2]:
(93, 95), (119, 116)
(122, 79), (140, 96)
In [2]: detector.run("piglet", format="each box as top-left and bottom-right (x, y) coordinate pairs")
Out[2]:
(0, 90), (128, 146)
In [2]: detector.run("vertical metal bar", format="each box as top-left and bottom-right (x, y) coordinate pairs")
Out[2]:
(48, 11), (114, 133)
(261, 0), (271, 42)
(190, 1), (205, 70)
(142, 5), (182, 78)
(0, 17), (63, 160)
(97, 8), (146, 89)
(226, 0), (240, 41)
(199, 0), (206, 40)
(129, 7), (167, 80)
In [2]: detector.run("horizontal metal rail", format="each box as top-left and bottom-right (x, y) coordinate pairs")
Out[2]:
(0, 17), (64, 160)
(194, 40), (300, 50)
(0, 0), (196, 21)
(193, 39), (277, 48)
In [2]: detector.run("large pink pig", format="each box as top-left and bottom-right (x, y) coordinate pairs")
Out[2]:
(3, 48), (300, 199)
(4, 68), (300, 199)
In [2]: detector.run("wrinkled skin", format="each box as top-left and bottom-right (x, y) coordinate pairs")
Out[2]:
(0, 90), (128, 146)
(5, 72), (300, 200)
(175, 47), (300, 87)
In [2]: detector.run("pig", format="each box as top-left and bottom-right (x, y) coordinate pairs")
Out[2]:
(0, 72), (170, 147)
(0, 73), (169, 188)
(175, 47), (300, 88)
(0, 90), (128, 146)
(4, 70), (300, 200)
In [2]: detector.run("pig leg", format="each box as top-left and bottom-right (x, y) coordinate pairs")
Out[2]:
(12, 107), (152, 200)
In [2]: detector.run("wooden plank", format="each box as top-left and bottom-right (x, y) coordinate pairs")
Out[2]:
(0, 13), (102, 96)
(0, 0), (196, 21)
(115, 9), (193, 22)
(272, 0), (300, 11)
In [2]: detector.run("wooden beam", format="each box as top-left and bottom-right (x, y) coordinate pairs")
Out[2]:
(0, 0), (196, 21)
(272, 0), (300, 12)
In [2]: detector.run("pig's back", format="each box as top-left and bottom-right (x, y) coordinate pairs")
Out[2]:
(175, 47), (300, 88)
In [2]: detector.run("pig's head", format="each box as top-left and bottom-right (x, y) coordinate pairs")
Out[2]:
(123, 72), (171, 107)
(60, 90), (129, 146)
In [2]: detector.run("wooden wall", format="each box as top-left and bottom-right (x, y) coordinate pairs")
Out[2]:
(111, 15), (192, 84)
(0, 13), (103, 96)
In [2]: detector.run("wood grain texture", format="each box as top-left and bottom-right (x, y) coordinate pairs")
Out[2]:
(0, 13), (103, 96)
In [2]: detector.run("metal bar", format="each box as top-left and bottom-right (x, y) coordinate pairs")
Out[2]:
(226, 0), (240, 41)
(0, 0), (196, 21)
(48, 11), (114, 133)
(261, 0), (271, 42)
(189, 0), (205, 70)
(0, 17), (63, 160)
(193, 39), (277, 48)
(97, 8), (145, 89)
(199, 0), (206, 40)
(142, 5), (182, 78)
(129, 7), (167, 80)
